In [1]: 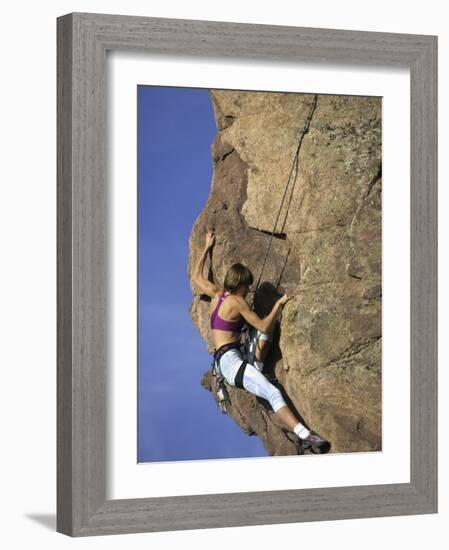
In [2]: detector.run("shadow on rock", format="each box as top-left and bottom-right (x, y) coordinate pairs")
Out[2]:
(250, 281), (311, 431)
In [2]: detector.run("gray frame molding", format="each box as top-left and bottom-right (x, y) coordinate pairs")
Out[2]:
(57, 12), (438, 537)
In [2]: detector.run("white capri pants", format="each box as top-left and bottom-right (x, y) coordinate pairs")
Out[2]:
(217, 347), (287, 413)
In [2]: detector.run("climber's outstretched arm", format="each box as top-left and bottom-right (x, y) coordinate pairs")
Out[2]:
(192, 231), (220, 298)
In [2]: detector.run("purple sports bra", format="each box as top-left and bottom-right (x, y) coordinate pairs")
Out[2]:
(210, 291), (244, 332)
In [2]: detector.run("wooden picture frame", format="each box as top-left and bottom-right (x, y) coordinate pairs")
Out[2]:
(57, 12), (438, 536)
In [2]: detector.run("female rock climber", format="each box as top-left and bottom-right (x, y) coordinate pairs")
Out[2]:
(192, 230), (330, 453)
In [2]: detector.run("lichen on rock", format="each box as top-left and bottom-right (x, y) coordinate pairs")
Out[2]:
(188, 90), (382, 455)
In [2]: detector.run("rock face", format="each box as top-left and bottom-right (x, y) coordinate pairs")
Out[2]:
(188, 90), (382, 455)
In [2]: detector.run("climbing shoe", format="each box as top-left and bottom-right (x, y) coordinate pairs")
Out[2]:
(301, 433), (331, 454)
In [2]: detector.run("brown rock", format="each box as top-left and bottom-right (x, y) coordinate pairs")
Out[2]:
(188, 90), (382, 455)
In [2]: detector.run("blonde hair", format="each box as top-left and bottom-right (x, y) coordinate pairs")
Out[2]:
(223, 263), (254, 293)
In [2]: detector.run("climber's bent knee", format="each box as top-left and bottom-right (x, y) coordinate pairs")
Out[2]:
(242, 364), (287, 412)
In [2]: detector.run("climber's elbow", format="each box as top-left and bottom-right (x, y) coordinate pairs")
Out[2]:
(192, 275), (219, 298)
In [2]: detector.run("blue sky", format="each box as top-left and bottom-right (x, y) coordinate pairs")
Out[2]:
(137, 85), (267, 462)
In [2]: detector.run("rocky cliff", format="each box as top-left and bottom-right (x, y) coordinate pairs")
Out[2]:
(188, 90), (382, 455)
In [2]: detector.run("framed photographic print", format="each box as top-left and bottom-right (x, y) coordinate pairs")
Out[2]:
(57, 12), (437, 536)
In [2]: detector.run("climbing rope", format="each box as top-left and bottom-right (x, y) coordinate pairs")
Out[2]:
(254, 94), (318, 293)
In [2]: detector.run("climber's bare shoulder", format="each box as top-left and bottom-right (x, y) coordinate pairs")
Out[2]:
(231, 294), (246, 306)
(232, 295), (253, 315)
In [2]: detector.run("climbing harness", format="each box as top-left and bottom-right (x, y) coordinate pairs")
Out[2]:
(210, 341), (242, 414)
(240, 325), (253, 364)
(240, 324), (258, 365)
(210, 339), (252, 413)
(254, 94), (318, 293)
(234, 359), (248, 390)
(211, 354), (229, 414)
